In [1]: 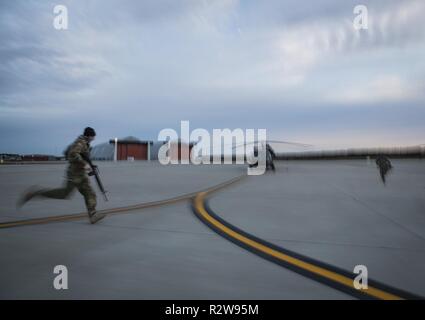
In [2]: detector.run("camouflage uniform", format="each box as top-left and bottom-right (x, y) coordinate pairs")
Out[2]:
(33, 135), (97, 213)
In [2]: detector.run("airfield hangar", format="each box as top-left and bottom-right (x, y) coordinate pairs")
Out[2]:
(90, 136), (196, 161)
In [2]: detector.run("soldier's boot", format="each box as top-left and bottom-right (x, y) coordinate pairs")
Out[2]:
(16, 185), (43, 208)
(89, 210), (105, 224)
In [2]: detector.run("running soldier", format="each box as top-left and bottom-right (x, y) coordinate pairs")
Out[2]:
(375, 154), (393, 184)
(17, 127), (105, 224)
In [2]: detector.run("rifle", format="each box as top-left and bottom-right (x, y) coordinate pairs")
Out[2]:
(82, 154), (108, 201)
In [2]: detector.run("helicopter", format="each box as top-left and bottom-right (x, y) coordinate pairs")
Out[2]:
(230, 139), (314, 173)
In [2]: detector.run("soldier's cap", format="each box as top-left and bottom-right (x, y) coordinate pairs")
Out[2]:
(84, 127), (96, 137)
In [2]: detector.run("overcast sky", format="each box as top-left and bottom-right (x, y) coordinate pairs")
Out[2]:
(1, 0), (424, 154)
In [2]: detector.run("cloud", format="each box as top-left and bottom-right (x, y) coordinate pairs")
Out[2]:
(325, 75), (423, 104)
(274, 0), (425, 82)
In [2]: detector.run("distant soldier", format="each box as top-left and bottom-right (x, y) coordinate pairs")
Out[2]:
(266, 143), (276, 172)
(17, 127), (105, 224)
(249, 143), (277, 172)
(375, 154), (393, 184)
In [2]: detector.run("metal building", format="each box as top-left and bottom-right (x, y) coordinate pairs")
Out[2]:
(91, 136), (153, 161)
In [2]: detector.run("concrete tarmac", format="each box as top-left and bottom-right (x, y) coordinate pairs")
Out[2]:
(0, 160), (424, 299)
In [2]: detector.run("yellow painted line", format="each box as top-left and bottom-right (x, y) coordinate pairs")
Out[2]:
(194, 191), (403, 300)
(0, 175), (244, 229)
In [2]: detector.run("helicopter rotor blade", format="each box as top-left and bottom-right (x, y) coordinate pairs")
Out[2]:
(231, 140), (313, 149)
(266, 140), (313, 147)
